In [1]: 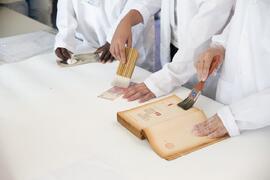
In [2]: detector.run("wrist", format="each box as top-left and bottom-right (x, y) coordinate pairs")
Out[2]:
(119, 16), (132, 31)
(125, 9), (143, 26)
(210, 44), (225, 55)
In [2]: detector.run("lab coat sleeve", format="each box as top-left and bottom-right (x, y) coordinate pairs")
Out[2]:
(106, 0), (161, 43)
(130, 0), (161, 24)
(211, 19), (232, 48)
(54, 0), (78, 52)
(145, 52), (196, 97)
(145, 0), (235, 97)
(218, 88), (270, 136)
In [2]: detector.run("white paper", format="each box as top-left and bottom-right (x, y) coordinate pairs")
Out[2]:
(0, 31), (55, 63)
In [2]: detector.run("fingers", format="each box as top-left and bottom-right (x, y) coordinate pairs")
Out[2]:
(195, 58), (204, 81)
(127, 91), (146, 101)
(102, 52), (111, 63)
(114, 43), (121, 61)
(97, 42), (113, 63)
(61, 48), (71, 60)
(193, 120), (213, 136)
(110, 41), (127, 64)
(123, 83), (155, 102)
(109, 42), (117, 60)
(109, 20), (132, 63)
(193, 116), (218, 136)
(123, 87), (139, 99)
(127, 34), (132, 48)
(192, 115), (228, 138)
(99, 50), (106, 62)
(139, 93), (155, 103)
(100, 50), (111, 63)
(127, 87), (149, 101)
(122, 34), (133, 63)
(201, 54), (212, 81)
(111, 42), (126, 64)
(195, 47), (226, 81)
(110, 40), (123, 62)
(95, 48), (103, 54)
(109, 55), (114, 63)
(55, 48), (65, 60)
(207, 128), (227, 138)
(196, 55), (212, 81)
(95, 42), (110, 53)
(119, 44), (126, 64)
(55, 48), (71, 61)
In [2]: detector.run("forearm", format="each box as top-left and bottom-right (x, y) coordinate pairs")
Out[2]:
(107, 0), (149, 43)
(121, 10), (144, 27)
(145, 52), (196, 97)
(116, 0), (161, 27)
(184, 0), (234, 60)
(106, 9), (143, 43)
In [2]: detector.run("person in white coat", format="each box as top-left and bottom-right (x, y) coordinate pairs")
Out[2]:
(54, 0), (155, 71)
(110, 0), (235, 102)
(193, 0), (270, 138)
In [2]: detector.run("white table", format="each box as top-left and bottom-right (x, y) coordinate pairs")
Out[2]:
(0, 7), (51, 37)
(0, 52), (269, 180)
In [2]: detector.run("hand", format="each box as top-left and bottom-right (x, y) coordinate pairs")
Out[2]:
(110, 10), (143, 64)
(110, 18), (132, 64)
(123, 83), (156, 103)
(195, 46), (225, 81)
(192, 114), (228, 138)
(55, 47), (72, 61)
(96, 42), (114, 63)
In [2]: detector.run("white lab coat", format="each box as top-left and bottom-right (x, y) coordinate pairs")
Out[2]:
(212, 0), (270, 136)
(141, 0), (235, 97)
(55, 0), (155, 71)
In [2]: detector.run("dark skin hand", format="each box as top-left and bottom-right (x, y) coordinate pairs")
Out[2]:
(96, 42), (114, 63)
(55, 47), (72, 61)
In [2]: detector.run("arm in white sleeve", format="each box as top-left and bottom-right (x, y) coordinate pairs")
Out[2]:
(218, 88), (270, 137)
(54, 0), (78, 52)
(106, 0), (161, 43)
(131, 0), (161, 24)
(145, 0), (235, 97)
(211, 18), (232, 48)
(184, 0), (234, 61)
(145, 52), (196, 97)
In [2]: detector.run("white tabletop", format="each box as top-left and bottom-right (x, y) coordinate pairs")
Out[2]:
(0, 7), (51, 38)
(0, 52), (269, 180)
